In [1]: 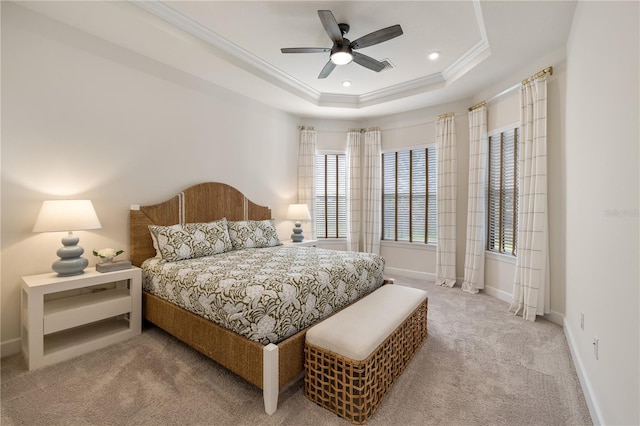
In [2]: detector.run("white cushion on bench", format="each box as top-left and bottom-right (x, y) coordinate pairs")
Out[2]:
(306, 285), (428, 361)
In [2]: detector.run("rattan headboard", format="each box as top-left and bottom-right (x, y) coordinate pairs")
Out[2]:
(129, 182), (271, 267)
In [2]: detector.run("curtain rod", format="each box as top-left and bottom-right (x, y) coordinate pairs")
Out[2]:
(468, 101), (486, 112)
(298, 125), (315, 131)
(467, 65), (553, 111)
(437, 112), (454, 119)
(522, 66), (553, 85)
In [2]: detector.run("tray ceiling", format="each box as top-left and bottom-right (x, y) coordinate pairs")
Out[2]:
(17, 1), (577, 118)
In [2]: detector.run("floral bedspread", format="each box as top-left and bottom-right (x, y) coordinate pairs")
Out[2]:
(142, 246), (385, 345)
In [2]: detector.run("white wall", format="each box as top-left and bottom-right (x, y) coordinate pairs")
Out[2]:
(1, 3), (300, 351)
(304, 118), (363, 153)
(565, 2), (639, 424)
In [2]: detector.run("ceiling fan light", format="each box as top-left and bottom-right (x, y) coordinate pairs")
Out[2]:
(331, 50), (353, 65)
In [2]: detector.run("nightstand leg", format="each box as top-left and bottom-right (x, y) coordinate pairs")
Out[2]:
(26, 290), (44, 370)
(129, 275), (142, 334)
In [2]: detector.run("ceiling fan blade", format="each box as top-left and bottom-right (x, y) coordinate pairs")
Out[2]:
(318, 10), (343, 44)
(352, 52), (385, 72)
(281, 47), (331, 54)
(318, 61), (336, 79)
(350, 24), (403, 50)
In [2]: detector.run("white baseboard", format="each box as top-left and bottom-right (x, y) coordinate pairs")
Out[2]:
(543, 310), (564, 326)
(384, 267), (435, 282)
(563, 320), (603, 425)
(1, 338), (21, 358)
(483, 285), (563, 326)
(483, 284), (512, 303)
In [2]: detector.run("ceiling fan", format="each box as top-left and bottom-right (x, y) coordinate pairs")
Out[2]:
(281, 10), (403, 79)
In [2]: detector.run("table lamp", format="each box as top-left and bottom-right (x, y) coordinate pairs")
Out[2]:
(32, 200), (102, 276)
(287, 203), (311, 242)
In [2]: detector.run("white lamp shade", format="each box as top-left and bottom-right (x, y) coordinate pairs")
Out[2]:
(33, 200), (102, 233)
(286, 204), (311, 221)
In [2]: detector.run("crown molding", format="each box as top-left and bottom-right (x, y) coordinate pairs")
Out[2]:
(442, 0), (491, 83)
(359, 73), (446, 106)
(130, 0), (322, 102)
(130, 0), (491, 110)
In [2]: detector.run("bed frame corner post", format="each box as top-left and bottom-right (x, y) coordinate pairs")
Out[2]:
(263, 343), (279, 415)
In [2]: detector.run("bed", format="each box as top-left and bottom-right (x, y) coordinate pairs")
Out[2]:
(129, 182), (386, 414)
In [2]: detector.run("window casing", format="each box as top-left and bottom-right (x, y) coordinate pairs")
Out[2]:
(382, 147), (437, 244)
(315, 154), (347, 238)
(487, 127), (519, 255)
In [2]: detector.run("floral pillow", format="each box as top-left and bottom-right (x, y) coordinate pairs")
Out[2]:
(148, 218), (232, 262)
(227, 219), (281, 250)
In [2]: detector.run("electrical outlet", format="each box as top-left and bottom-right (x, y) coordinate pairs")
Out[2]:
(580, 313), (584, 331)
(593, 337), (599, 360)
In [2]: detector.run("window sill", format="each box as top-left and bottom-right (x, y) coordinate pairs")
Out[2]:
(380, 240), (436, 251)
(485, 251), (517, 265)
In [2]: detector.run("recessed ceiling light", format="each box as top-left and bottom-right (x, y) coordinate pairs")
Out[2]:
(342, 80), (352, 88)
(428, 51), (441, 61)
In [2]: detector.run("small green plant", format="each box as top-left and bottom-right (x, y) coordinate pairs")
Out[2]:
(92, 248), (124, 261)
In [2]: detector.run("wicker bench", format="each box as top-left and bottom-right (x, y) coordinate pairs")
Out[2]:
(304, 284), (428, 424)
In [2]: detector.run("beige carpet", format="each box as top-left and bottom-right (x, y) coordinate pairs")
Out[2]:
(1, 277), (592, 425)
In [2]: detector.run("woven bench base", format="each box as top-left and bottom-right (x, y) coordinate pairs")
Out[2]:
(304, 298), (428, 424)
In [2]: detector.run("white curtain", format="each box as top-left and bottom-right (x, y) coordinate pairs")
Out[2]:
(361, 128), (382, 254)
(435, 114), (457, 287)
(462, 106), (488, 294)
(346, 130), (362, 251)
(509, 75), (550, 321)
(298, 127), (317, 238)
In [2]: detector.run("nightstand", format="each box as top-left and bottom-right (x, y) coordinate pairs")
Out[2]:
(21, 267), (141, 370)
(283, 239), (318, 247)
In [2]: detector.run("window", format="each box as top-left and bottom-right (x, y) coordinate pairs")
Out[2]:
(487, 128), (519, 255)
(315, 154), (347, 238)
(382, 147), (437, 244)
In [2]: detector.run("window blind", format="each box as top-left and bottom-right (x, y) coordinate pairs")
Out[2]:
(382, 148), (437, 244)
(487, 128), (518, 255)
(315, 154), (346, 238)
